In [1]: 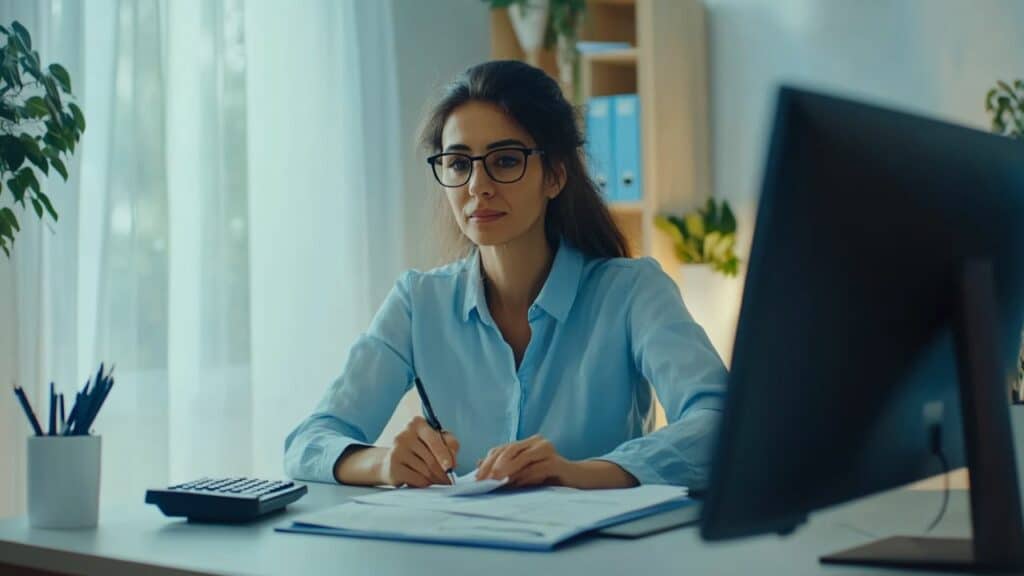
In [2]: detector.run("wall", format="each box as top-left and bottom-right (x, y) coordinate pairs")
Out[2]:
(705, 0), (1024, 262)
(393, 0), (491, 272)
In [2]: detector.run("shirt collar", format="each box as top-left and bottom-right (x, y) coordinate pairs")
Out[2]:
(461, 239), (584, 324)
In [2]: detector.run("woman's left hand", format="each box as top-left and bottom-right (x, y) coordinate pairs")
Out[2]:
(475, 435), (574, 488)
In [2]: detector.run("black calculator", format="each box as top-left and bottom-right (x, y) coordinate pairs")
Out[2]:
(145, 477), (307, 523)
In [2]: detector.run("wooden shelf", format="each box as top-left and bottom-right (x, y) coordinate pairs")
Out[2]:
(489, 0), (709, 269)
(608, 201), (644, 215)
(582, 48), (637, 65)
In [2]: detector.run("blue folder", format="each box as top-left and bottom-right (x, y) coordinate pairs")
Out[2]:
(613, 94), (643, 203)
(585, 96), (617, 202)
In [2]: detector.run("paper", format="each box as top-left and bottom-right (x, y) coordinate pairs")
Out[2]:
(281, 484), (692, 550)
(422, 468), (508, 496)
(291, 502), (575, 548)
(353, 484), (688, 527)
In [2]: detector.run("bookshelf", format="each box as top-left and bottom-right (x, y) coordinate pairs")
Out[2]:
(491, 0), (710, 428)
(489, 0), (711, 269)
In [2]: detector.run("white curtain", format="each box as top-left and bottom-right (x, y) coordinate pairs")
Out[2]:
(0, 0), (403, 516)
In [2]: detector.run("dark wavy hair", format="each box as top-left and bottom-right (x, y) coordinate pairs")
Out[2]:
(420, 60), (630, 260)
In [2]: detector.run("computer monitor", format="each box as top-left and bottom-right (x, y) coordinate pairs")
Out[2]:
(700, 86), (1024, 571)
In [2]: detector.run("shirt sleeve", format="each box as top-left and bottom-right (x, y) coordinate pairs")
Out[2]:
(593, 258), (728, 488)
(283, 272), (416, 483)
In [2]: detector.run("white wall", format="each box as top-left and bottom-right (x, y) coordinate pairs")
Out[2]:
(705, 0), (1024, 260)
(392, 0), (490, 271)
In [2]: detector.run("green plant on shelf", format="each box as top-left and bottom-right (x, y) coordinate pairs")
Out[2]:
(0, 20), (85, 257)
(481, 0), (586, 51)
(655, 198), (740, 277)
(986, 79), (1024, 139)
(985, 78), (1024, 396)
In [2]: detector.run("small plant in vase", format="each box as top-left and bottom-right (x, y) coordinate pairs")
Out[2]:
(655, 198), (741, 277)
(655, 198), (742, 363)
(985, 79), (1024, 401)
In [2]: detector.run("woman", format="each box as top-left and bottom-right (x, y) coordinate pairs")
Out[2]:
(284, 60), (726, 490)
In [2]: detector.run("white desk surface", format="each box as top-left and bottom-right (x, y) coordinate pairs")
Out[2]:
(0, 481), (977, 576)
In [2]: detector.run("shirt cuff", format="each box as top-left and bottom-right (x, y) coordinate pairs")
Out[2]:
(317, 436), (373, 484)
(588, 452), (669, 486)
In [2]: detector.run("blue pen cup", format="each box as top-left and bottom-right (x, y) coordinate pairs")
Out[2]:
(27, 435), (101, 528)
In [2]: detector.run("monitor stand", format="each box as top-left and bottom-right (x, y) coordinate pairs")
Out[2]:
(821, 260), (1024, 572)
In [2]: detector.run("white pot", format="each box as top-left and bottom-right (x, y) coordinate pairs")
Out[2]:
(509, 0), (549, 59)
(677, 264), (744, 367)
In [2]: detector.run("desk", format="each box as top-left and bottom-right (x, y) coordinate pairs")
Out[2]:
(0, 482), (976, 576)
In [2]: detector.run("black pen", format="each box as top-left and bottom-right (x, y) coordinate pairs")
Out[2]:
(48, 382), (55, 436)
(413, 376), (457, 485)
(13, 385), (44, 436)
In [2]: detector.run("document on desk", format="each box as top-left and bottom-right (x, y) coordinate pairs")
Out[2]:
(277, 485), (691, 551)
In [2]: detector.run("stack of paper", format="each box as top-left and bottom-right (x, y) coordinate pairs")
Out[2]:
(277, 477), (691, 550)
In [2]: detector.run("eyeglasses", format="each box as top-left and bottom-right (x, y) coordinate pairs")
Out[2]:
(426, 147), (545, 188)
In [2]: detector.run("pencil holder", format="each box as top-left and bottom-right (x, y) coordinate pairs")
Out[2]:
(27, 435), (101, 528)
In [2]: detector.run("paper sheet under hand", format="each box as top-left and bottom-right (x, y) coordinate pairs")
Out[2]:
(426, 468), (508, 496)
(353, 484), (689, 527)
(290, 501), (576, 549)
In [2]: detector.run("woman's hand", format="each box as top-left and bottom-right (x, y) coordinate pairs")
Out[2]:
(475, 435), (571, 488)
(475, 435), (640, 489)
(378, 416), (460, 488)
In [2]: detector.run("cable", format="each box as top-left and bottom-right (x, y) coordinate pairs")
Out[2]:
(924, 425), (950, 533)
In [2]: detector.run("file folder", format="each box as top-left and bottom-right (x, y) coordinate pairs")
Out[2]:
(585, 96), (617, 201)
(613, 94), (643, 202)
(276, 485), (692, 551)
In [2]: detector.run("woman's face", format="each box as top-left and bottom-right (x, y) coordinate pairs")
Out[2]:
(438, 101), (562, 248)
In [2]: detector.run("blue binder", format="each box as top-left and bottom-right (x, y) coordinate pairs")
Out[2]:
(613, 94), (643, 202)
(585, 96), (616, 201)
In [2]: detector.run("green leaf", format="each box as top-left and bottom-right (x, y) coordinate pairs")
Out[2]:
(68, 102), (85, 132)
(37, 192), (57, 221)
(0, 134), (26, 171)
(11, 21), (32, 51)
(6, 176), (24, 204)
(986, 88), (998, 112)
(30, 196), (43, 218)
(44, 131), (66, 152)
(42, 77), (62, 112)
(24, 96), (48, 118)
(654, 215), (684, 246)
(721, 201), (737, 235)
(0, 206), (20, 232)
(683, 212), (705, 240)
(49, 63), (71, 93)
(19, 134), (47, 175)
(49, 155), (67, 180)
(18, 167), (39, 195)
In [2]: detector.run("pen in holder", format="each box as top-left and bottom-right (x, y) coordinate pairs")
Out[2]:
(13, 363), (115, 529)
(28, 435), (101, 528)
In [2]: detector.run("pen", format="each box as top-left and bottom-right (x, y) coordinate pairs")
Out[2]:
(13, 385), (44, 436)
(59, 393), (65, 435)
(413, 376), (457, 485)
(48, 382), (56, 436)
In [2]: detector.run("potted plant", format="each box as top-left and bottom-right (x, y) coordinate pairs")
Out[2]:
(985, 79), (1024, 402)
(0, 21), (85, 257)
(655, 198), (742, 363)
(482, 0), (585, 91)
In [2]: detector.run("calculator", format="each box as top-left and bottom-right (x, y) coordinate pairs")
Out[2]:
(145, 477), (307, 523)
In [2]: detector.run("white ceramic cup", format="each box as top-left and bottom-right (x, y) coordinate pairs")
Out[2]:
(27, 435), (101, 529)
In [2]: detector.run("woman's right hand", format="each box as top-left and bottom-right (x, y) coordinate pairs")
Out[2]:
(378, 416), (460, 488)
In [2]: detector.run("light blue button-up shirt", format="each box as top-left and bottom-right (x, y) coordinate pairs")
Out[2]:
(284, 240), (727, 487)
